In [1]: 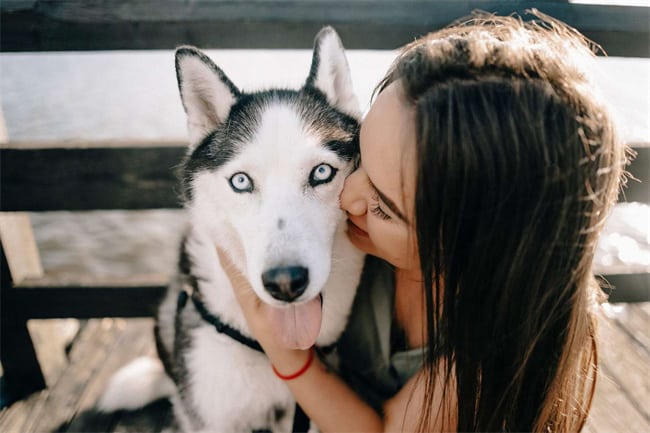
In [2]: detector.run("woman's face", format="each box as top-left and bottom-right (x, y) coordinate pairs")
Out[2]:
(340, 81), (419, 271)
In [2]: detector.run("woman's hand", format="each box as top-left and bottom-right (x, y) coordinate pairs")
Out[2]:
(216, 247), (397, 432)
(215, 247), (312, 375)
(215, 247), (263, 325)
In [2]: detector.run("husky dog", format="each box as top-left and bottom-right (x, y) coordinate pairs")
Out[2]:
(98, 28), (365, 432)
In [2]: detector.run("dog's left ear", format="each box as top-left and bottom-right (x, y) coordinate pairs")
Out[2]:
(304, 27), (361, 119)
(175, 46), (241, 148)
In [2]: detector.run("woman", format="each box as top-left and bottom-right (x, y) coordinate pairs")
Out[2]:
(219, 12), (629, 432)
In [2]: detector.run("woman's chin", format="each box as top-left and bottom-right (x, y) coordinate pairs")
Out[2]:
(345, 225), (374, 256)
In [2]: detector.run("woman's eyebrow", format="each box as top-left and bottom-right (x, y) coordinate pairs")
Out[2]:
(368, 178), (409, 223)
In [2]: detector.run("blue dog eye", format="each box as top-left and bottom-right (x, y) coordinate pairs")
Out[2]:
(229, 172), (254, 193)
(309, 163), (337, 187)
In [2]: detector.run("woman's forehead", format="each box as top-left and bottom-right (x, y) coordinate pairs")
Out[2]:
(360, 81), (414, 152)
(360, 81), (417, 214)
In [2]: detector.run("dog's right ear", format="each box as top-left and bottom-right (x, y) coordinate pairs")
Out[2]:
(304, 27), (361, 119)
(175, 47), (240, 148)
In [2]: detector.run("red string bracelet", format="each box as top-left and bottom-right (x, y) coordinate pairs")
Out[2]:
(272, 348), (315, 381)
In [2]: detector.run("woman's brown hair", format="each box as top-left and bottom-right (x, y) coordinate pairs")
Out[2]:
(378, 11), (629, 432)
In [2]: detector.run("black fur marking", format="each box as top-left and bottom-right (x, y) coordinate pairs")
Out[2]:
(297, 86), (360, 160)
(181, 129), (239, 201)
(175, 46), (241, 111)
(181, 87), (359, 203)
(304, 26), (338, 89)
(324, 135), (359, 161)
(274, 406), (287, 423)
(305, 35), (321, 88)
(154, 320), (174, 383)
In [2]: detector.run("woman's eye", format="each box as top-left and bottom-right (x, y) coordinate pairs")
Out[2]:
(370, 194), (392, 221)
(229, 172), (254, 193)
(309, 163), (338, 187)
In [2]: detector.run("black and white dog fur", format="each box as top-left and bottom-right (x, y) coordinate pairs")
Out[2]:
(98, 28), (365, 432)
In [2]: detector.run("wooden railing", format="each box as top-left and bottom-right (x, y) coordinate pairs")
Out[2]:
(2, 1), (649, 56)
(1, 0), (648, 407)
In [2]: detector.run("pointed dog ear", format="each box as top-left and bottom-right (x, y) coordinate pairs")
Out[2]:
(175, 46), (240, 148)
(304, 27), (361, 119)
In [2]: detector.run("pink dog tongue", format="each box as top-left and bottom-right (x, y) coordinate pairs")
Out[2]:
(267, 296), (322, 350)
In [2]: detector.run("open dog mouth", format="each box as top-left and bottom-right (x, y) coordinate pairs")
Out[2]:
(266, 293), (323, 350)
(261, 265), (324, 349)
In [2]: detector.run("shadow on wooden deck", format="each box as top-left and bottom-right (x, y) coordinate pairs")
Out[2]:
(0, 303), (648, 433)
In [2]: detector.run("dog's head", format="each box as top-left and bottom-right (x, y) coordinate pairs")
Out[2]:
(175, 28), (361, 347)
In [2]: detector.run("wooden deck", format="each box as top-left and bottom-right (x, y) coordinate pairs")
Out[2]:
(0, 302), (647, 433)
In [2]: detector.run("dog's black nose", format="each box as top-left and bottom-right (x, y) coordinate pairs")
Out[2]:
(261, 266), (309, 302)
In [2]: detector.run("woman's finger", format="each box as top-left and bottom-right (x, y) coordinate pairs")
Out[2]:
(215, 247), (261, 311)
(216, 247), (248, 288)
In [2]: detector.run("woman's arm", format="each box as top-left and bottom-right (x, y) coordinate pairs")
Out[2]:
(217, 248), (456, 433)
(266, 341), (456, 432)
(268, 347), (383, 432)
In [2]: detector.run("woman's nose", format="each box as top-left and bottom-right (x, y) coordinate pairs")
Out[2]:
(340, 168), (367, 216)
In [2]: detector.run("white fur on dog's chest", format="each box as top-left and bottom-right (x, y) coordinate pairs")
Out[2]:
(185, 326), (294, 432)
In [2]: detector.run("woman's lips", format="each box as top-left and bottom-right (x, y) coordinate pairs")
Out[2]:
(346, 219), (368, 238)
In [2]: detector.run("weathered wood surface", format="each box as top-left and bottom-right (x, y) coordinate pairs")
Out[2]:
(0, 303), (647, 433)
(584, 303), (650, 433)
(1, 143), (186, 211)
(625, 145), (650, 204)
(7, 274), (168, 318)
(601, 273), (650, 304)
(0, 213), (43, 282)
(0, 318), (174, 433)
(1, 1), (649, 56)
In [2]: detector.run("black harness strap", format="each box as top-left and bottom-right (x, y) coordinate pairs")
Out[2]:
(177, 287), (264, 353)
(292, 404), (310, 432)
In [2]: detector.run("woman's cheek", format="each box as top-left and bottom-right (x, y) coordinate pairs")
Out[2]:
(371, 222), (412, 268)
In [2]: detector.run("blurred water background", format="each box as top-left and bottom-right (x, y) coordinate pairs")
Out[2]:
(1, 50), (648, 280)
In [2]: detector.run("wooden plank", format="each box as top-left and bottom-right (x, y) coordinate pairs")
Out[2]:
(27, 319), (80, 388)
(610, 303), (650, 353)
(600, 273), (650, 303)
(0, 106), (8, 144)
(0, 391), (48, 433)
(586, 306), (650, 432)
(0, 319), (81, 431)
(2, 143), (646, 212)
(1, 1), (648, 56)
(0, 318), (172, 433)
(6, 274), (169, 318)
(620, 146), (650, 205)
(0, 319), (171, 433)
(0, 144), (186, 211)
(24, 319), (124, 433)
(0, 213), (43, 283)
(585, 365), (649, 433)
(0, 244), (46, 406)
(599, 316), (650, 419)
(62, 318), (158, 433)
(6, 272), (640, 321)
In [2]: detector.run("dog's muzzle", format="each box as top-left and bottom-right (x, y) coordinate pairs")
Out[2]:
(261, 266), (309, 302)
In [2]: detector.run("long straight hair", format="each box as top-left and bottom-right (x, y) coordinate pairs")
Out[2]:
(378, 12), (628, 432)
